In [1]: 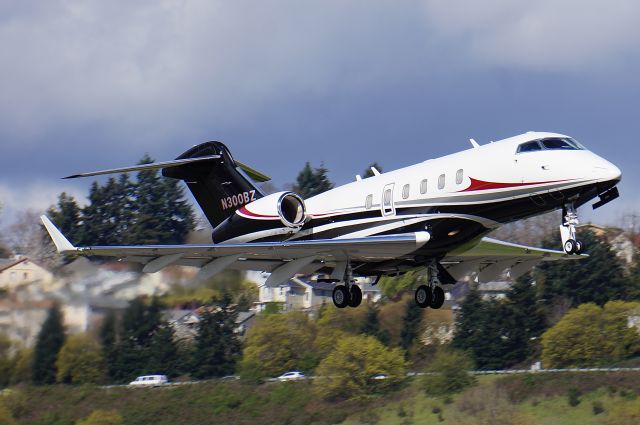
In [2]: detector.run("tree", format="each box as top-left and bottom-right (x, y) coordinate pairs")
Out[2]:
(10, 348), (32, 385)
(495, 276), (547, 367)
(422, 348), (476, 396)
(0, 334), (12, 388)
(452, 288), (513, 369)
(32, 303), (66, 384)
(191, 296), (241, 379)
(240, 312), (316, 379)
(147, 324), (181, 377)
(360, 304), (389, 344)
(400, 301), (423, 352)
(378, 270), (420, 299)
(536, 229), (628, 307)
(293, 162), (334, 198)
(313, 335), (407, 401)
(107, 296), (174, 382)
(541, 301), (640, 368)
(46, 192), (83, 245)
(76, 410), (124, 425)
(56, 334), (105, 384)
(99, 312), (119, 382)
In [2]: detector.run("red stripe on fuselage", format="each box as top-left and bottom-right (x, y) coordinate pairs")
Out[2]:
(460, 177), (569, 192)
(237, 207), (278, 219)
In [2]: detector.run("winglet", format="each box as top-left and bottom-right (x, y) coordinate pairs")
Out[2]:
(40, 215), (77, 253)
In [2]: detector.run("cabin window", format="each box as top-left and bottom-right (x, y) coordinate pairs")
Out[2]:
(438, 174), (445, 190)
(420, 179), (428, 194)
(456, 169), (464, 185)
(384, 189), (392, 205)
(365, 194), (373, 209)
(402, 184), (410, 199)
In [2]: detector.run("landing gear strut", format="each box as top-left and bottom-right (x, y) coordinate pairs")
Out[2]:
(561, 203), (583, 255)
(415, 261), (446, 309)
(332, 262), (362, 308)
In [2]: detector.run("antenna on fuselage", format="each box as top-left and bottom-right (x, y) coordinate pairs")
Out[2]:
(370, 167), (381, 176)
(469, 138), (480, 148)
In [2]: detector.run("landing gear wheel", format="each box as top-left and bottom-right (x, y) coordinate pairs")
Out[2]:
(575, 241), (583, 254)
(332, 285), (350, 309)
(348, 285), (362, 308)
(430, 286), (445, 309)
(415, 285), (432, 308)
(564, 239), (577, 255)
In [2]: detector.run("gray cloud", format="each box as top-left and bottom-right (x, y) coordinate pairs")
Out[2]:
(0, 1), (638, 226)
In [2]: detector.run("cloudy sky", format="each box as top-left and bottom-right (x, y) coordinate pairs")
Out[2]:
(1, 0), (639, 228)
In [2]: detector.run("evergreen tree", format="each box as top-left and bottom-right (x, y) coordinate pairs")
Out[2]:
(191, 295), (241, 379)
(100, 312), (119, 382)
(400, 302), (423, 351)
(112, 297), (165, 381)
(294, 162), (334, 198)
(147, 325), (180, 377)
(33, 304), (66, 384)
(537, 229), (628, 307)
(126, 155), (195, 244)
(452, 288), (513, 369)
(80, 178), (129, 246)
(503, 276), (546, 364)
(46, 192), (82, 245)
(360, 304), (389, 344)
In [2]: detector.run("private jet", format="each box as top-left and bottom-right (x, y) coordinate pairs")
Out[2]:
(42, 131), (621, 309)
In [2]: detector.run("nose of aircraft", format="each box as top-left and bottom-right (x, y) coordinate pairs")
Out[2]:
(592, 158), (622, 182)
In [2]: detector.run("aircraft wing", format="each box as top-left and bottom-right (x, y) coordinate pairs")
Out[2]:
(441, 237), (584, 282)
(41, 215), (430, 279)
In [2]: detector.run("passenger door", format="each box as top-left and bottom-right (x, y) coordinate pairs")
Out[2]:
(381, 183), (395, 216)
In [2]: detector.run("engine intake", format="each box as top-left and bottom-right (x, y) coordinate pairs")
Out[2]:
(278, 192), (306, 227)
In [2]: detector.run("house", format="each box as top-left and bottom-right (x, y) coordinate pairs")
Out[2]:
(163, 308), (256, 345)
(579, 223), (635, 266)
(477, 280), (513, 300)
(0, 257), (54, 292)
(0, 299), (52, 349)
(256, 276), (382, 313)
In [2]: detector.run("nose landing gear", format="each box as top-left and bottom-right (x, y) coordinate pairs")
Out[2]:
(561, 203), (583, 255)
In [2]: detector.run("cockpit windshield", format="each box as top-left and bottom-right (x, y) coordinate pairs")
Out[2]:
(517, 137), (585, 154)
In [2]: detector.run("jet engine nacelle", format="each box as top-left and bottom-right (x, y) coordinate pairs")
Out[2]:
(238, 191), (306, 228)
(211, 191), (307, 243)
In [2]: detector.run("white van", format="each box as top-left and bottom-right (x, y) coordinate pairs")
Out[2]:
(129, 375), (169, 387)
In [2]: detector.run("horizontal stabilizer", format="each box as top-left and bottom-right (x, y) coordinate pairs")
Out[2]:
(63, 155), (221, 179)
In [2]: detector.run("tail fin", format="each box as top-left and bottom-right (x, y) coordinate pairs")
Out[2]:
(162, 142), (269, 228)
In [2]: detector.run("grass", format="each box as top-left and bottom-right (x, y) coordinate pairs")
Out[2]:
(3, 372), (640, 424)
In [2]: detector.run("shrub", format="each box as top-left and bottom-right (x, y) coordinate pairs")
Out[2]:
(422, 348), (476, 397)
(76, 409), (123, 425)
(592, 400), (605, 415)
(567, 388), (581, 407)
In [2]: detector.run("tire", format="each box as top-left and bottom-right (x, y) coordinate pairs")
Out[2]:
(332, 285), (350, 308)
(575, 240), (583, 254)
(430, 286), (445, 309)
(563, 239), (576, 254)
(348, 285), (362, 308)
(415, 285), (432, 308)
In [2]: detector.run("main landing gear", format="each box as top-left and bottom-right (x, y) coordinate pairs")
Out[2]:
(415, 261), (445, 309)
(332, 263), (363, 308)
(561, 203), (583, 255)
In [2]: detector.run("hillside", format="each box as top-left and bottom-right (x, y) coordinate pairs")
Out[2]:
(3, 371), (640, 424)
